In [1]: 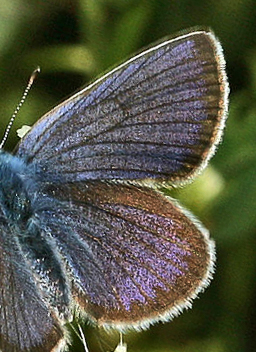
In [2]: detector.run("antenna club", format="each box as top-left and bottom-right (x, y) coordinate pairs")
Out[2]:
(29, 66), (41, 86)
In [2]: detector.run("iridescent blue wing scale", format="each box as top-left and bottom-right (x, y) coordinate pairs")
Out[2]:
(41, 181), (214, 329)
(16, 30), (228, 184)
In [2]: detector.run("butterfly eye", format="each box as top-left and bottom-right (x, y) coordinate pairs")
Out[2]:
(0, 171), (30, 225)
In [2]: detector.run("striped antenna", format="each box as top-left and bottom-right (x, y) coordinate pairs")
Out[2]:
(0, 66), (40, 149)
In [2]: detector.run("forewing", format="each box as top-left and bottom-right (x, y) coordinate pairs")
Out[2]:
(16, 30), (228, 184)
(0, 226), (63, 352)
(42, 182), (215, 329)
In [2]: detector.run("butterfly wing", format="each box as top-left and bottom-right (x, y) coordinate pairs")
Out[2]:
(11, 29), (227, 344)
(0, 225), (63, 352)
(40, 181), (214, 329)
(16, 30), (228, 184)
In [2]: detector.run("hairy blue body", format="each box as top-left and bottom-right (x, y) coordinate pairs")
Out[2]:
(0, 151), (70, 317)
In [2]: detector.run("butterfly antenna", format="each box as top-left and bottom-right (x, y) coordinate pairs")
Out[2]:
(0, 66), (40, 149)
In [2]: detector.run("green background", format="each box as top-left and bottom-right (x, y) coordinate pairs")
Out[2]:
(0, 1), (255, 351)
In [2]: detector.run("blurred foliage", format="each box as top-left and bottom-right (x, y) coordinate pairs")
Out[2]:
(0, 0), (255, 351)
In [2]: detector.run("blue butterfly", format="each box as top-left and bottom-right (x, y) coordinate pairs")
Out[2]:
(0, 29), (229, 351)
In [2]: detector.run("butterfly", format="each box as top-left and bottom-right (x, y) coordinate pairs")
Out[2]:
(0, 29), (229, 351)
